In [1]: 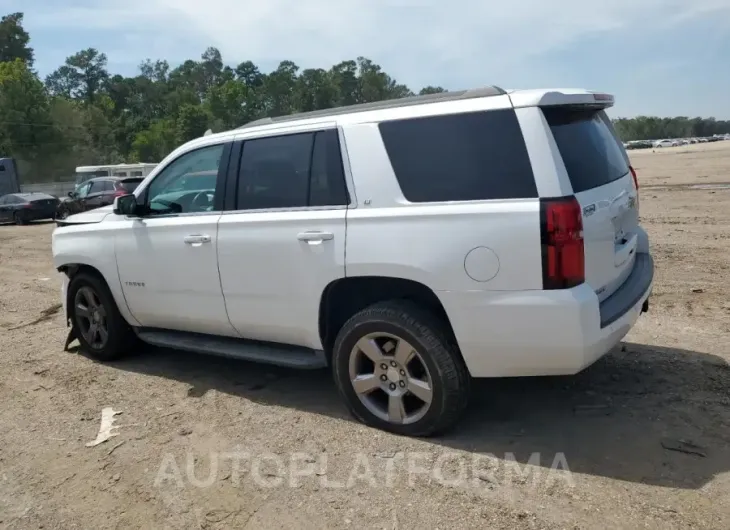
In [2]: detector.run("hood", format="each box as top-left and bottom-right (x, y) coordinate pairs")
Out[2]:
(56, 205), (115, 226)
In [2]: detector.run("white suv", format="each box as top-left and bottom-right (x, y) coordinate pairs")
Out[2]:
(52, 87), (653, 437)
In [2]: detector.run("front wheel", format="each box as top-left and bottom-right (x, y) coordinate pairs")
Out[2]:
(332, 301), (471, 437)
(68, 272), (137, 361)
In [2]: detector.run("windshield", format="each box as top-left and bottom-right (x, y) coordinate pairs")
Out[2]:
(542, 107), (629, 193)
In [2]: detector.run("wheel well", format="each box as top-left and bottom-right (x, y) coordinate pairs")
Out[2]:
(58, 263), (105, 282)
(318, 276), (457, 357)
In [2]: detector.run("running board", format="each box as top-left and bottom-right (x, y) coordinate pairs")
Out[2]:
(134, 328), (328, 369)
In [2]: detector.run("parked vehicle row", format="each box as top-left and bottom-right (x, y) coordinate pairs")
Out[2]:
(1, 176), (144, 225)
(623, 135), (728, 150)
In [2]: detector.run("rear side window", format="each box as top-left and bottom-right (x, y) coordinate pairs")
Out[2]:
(378, 109), (537, 202)
(119, 179), (143, 192)
(543, 107), (629, 193)
(236, 130), (348, 210)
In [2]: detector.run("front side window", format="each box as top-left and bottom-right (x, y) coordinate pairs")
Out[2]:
(76, 182), (92, 198)
(236, 129), (348, 210)
(145, 143), (224, 215)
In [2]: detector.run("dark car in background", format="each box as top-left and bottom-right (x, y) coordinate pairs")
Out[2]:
(0, 192), (59, 225)
(56, 176), (144, 219)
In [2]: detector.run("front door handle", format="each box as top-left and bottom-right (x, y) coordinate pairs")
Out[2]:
(184, 234), (212, 246)
(297, 231), (334, 243)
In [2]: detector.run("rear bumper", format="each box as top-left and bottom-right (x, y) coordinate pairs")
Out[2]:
(437, 252), (654, 378)
(599, 253), (654, 328)
(23, 208), (56, 220)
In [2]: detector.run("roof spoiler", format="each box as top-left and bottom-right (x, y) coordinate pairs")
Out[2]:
(510, 90), (615, 109)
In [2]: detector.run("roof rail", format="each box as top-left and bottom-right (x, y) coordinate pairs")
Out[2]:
(236, 86), (507, 129)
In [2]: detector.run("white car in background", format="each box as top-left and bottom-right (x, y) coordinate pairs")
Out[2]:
(654, 139), (678, 148)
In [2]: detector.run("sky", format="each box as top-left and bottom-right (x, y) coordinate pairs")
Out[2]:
(4, 0), (730, 119)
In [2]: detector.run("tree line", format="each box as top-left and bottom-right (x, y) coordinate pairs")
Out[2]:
(1, 12), (729, 183)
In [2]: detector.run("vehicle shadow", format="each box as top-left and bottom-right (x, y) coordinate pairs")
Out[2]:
(107, 341), (730, 490)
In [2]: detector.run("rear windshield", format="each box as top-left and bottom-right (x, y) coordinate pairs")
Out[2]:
(119, 178), (143, 192)
(542, 107), (629, 193)
(378, 109), (537, 202)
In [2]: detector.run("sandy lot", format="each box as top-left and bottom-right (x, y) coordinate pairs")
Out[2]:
(1, 142), (729, 529)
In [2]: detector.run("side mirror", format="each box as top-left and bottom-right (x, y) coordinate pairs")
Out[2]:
(113, 194), (139, 216)
(67, 191), (74, 198)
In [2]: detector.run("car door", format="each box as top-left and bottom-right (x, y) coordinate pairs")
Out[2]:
(73, 181), (92, 213)
(97, 179), (115, 206)
(217, 127), (350, 349)
(114, 141), (240, 337)
(83, 180), (107, 210)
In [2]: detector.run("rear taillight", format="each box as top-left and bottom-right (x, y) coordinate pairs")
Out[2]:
(540, 196), (585, 289)
(629, 165), (640, 214)
(629, 165), (638, 192)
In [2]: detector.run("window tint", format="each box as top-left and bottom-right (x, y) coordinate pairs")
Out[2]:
(235, 131), (347, 210)
(378, 109), (537, 202)
(146, 143), (224, 215)
(309, 130), (349, 206)
(237, 133), (312, 210)
(102, 180), (115, 192)
(119, 178), (143, 193)
(542, 107), (629, 193)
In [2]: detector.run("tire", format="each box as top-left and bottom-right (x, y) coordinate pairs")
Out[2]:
(67, 272), (137, 361)
(332, 300), (470, 437)
(13, 212), (27, 225)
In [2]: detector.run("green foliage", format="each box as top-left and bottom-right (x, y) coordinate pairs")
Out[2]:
(0, 13), (33, 66)
(0, 59), (57, 174)
(1, 11), (729, 183)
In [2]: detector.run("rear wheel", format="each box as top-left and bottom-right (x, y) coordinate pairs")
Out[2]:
(332, 300), (470, 437)
(68, 272), (137, 361)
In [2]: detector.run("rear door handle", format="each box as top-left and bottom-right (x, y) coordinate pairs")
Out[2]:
(184, 234), (211, 246)
(297, 231), (334, 243)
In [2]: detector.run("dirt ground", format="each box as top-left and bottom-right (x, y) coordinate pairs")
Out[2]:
(1, 142), (729, 530)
